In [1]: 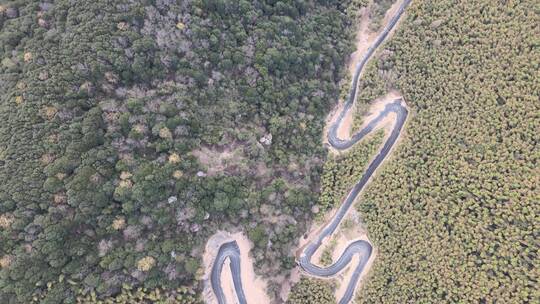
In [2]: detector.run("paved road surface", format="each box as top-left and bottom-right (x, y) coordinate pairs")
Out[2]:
(209, 1), (412, 303)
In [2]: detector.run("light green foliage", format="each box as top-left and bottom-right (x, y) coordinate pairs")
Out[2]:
(286, 278), (336, 304)
(352, 0), (539, 302)
(319, 238), (338, 266)
(318, 131), (384, 212)
(76, 285), (200, 304)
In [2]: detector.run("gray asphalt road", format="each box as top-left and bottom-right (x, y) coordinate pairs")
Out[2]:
(211, 241), (247, 304)
(210, 1), (412, 303)
(300, 99), (408, 304)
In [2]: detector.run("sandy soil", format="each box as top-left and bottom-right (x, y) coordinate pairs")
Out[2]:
(219, 259), (237, 304)
(202, 231), (270, 304)
(279, 267), (301, 302)
(192, 147), (245, 176)
(348, 8), (379, 74)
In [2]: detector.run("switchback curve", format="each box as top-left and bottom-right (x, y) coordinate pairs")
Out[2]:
(208, 0), (412, 303)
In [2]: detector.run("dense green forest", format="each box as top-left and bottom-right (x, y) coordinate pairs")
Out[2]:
(1, 0), (538, 303)
(0, 0), (363, 302)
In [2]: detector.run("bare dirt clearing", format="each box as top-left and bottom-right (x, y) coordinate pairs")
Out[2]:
(192, 146), (247, 176)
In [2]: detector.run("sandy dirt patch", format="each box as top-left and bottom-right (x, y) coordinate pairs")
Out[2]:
(279, 267), (301, 302)
(219, 259), (237, 304)
(192, 146), (246, 176)
(202, 231), (270, 304)
(348, 8), (378, 74)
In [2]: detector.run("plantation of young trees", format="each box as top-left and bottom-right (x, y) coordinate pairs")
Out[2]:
(286, 278), (336, 304)
(317, 131), (383, 213)
(348, 0), (537, 302)
(293, 0), (538, 303)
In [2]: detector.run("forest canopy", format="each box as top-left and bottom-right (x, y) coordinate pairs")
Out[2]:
(0, 0), (538, 303)
(0, 0), (358, 302)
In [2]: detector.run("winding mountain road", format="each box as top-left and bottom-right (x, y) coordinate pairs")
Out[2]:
(209, 1), (412, 303)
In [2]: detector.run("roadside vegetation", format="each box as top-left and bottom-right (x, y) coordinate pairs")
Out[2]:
(317, 131), (383, 214)
(286, 278), (336, 304)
